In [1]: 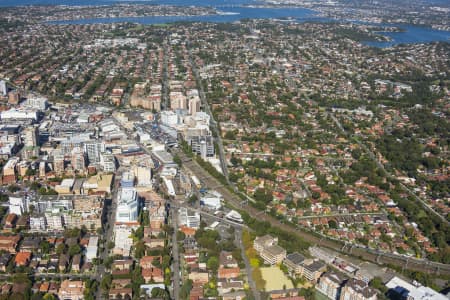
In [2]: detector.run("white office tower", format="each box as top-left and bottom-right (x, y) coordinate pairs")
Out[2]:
(116, 188), (139, 223)
(84, 141), (105, 164)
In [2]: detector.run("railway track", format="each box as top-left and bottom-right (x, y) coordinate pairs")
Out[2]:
(176, 150), (450, 276)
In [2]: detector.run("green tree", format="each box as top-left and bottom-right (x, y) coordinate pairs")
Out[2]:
(25, 168), (36, 177)
(252, 268), (266, 290)
(151, 287), (169, 300)
(299, 288), (315, 300)
(173, 154), (182, 167)
(56, 243), (66, 255)
(40, 240), (51, 254)
(152, 257), (162, 268)
(139, 210), (150, 226)
(8, 185), (20, 193)
(230, 154), (240, 166)
(10, 273), (31, 299)
(207, 256), (219, 272)
(68, 245), (81, 256)
(31, 293), (43, 300)
(180, 279), (193, 300)
(188, 194), (198, 205)
(42, 294), (56, 300)
(370, 277), (388, 293)
(64, 228), (81, 238)
(100, 274), (112, 291)
(83, 279), (98, 300)
(224, 131), (236, 140)
(132, 265), (145, 296)
(134, 241), (146, 259)
(328, 219), (338, 229)
(177, 231), (186, 241)
(103, 256), (114, 269)
(163, 225), (174, 236)
(253, 188), (273, 204)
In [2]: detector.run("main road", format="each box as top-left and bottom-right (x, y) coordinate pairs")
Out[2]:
(170, 201), (181, 300)
(95, 170), (121, 300)
(186, 43), (230, 184)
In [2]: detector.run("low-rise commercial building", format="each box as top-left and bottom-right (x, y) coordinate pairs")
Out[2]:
(178, 207), (200, 229)
(385, 276), (447, 300)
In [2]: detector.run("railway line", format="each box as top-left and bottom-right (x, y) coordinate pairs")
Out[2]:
(175, 149), (450, 276)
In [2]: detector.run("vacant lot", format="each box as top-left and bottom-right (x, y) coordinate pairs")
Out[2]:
(260, 266), (294, 291)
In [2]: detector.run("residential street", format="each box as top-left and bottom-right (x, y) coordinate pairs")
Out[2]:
(236, 229), (260, 300)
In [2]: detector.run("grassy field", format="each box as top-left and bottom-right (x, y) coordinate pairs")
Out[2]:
(260, 266), (294, 291)
(314, 290), (329, 300)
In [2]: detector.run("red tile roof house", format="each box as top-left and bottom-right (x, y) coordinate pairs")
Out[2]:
(142, 267), (164, 283)
(15, 251), (32, 266)
(140, 256), (164, 283)
(112, 259), (133, 276)
(0, 235), (21, 253)
(189, 285), (204, 300)
(140, 256), (162, 269)
(218, 267), (241, 280)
